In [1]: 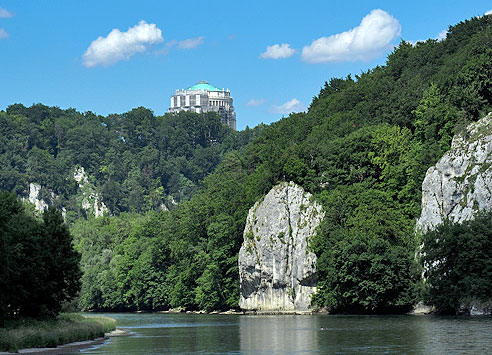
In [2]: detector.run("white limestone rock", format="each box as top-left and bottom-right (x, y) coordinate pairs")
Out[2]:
(24, 167), (107, 218)
(27, 182), (66, 217)
(73, 166), (108, 217)
(238, 182), (324, 311)
(416, 113), (492, 233)
(28, 182), (51, 211)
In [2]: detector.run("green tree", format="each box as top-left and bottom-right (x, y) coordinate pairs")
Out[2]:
(0, 193), (81, 322)
(413, 83), (458, 154)
(421, 211), (492, 314)
(37, 207), (82, 317)
(314, 234), (418, 313)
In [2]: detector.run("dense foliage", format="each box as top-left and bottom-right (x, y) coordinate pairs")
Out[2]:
(74, 15), (492, 313)
(0, 106), (260, 219)
(0, 192), (81, 324)
(72, 152), (251, 311)
(421, 210), (492, 314)
(5, 15), (492, 314)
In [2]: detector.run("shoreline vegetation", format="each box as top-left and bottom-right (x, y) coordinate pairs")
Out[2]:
(0, 306), (485, 353)
(1, 15), (492, 342)
(0, 313), (116, 353)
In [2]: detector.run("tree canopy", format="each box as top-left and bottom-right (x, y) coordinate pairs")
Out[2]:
(421, 211), (492, 314)
(4, 14), (492, 314)
(0, 192), (81, 324)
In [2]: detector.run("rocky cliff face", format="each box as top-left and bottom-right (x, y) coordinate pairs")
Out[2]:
(73, 167), (108, 217)
(238, 182), (324, 312)
(25, 167), (107, 218)
(417, 114), (492, 233)
(27, 182), (67, 217)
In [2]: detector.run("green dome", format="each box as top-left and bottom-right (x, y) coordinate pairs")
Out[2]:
(187, 80), (219, 91)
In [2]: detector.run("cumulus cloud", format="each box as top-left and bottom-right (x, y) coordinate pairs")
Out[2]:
(0, 28), (8, 39)
(436, 29), (448, 41)
(82, 20), (163, 67)
(246, 98), (265, 107)
(302, 9), (401, 63)
(272, 98), (305, 114)
(0, 7), (13, 18)
(260, 43), (296, 59)
(485, 9), (492, 15)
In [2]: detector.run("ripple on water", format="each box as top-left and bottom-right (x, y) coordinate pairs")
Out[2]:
(78, 313), (492, 354)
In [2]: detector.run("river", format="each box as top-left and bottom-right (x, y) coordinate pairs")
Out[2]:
(77, 313), (492, 354)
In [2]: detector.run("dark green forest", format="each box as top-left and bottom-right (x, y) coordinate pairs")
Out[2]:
(0, 192), (80, 325)
(2, 15), (492, 314)
(0, 106), (261, 220)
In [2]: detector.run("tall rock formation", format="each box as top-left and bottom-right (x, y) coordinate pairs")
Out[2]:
(417, 113), (492, 233)
(238, 182), (324, 312)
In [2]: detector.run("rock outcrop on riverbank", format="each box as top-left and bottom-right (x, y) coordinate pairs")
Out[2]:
(238, 182), (324, 311)
(417, 113), (492, 233)
(416, 114), (492, 315)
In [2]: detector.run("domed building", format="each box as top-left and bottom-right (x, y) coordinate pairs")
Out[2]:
(168, 81), (236, 130)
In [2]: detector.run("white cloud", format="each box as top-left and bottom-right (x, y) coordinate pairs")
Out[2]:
(177, 36), (204, 49)
(82, 20), (163, 68)
(246, 98), (265, 107)
(272, 98), (305, 114)
(302, 9), (401, 63)
(436, 29), (447, 41)
(0, 7), (13, 18)
(0, 28), (8, 39)
(260, 43), (296, 59)
(485, 9), (492, 15)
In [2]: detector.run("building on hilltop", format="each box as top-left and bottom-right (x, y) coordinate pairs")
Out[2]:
(168, 81), (236, 130)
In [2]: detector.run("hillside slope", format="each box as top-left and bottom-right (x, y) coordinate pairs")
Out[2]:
(0, 106), (261, 220)
(26, 14), (492, 312)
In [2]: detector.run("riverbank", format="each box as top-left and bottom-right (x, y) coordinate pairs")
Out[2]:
(37, 312), (492, 354)
(0, 313), (116, 353)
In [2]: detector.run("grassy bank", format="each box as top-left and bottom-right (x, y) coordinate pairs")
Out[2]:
(0, 313), (116, 353)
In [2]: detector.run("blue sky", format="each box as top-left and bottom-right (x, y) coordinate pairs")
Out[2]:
(0, 1), (491, 130)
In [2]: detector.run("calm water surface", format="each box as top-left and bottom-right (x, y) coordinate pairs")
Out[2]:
(77, 313), (492, 354)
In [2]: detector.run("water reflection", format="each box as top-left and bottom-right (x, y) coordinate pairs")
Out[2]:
(82, 313), (241, 354)
(418, 316), (492, 354)
(239, 315), (318, 353)
(79, 313), (492, 354)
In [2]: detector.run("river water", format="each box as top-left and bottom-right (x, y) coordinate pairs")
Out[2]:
(77, 313), (492, 354)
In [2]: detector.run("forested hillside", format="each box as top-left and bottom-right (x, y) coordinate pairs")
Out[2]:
(4, 15), (492, 313)
(0, 106), (260, 220)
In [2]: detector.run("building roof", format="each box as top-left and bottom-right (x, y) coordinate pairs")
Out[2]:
(187, 80), (220, 91)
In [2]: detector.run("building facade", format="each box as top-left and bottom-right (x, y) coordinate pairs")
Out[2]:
(168, 81), (236, 130)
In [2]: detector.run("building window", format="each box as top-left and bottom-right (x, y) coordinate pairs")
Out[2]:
(196, 94), (200, 106)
